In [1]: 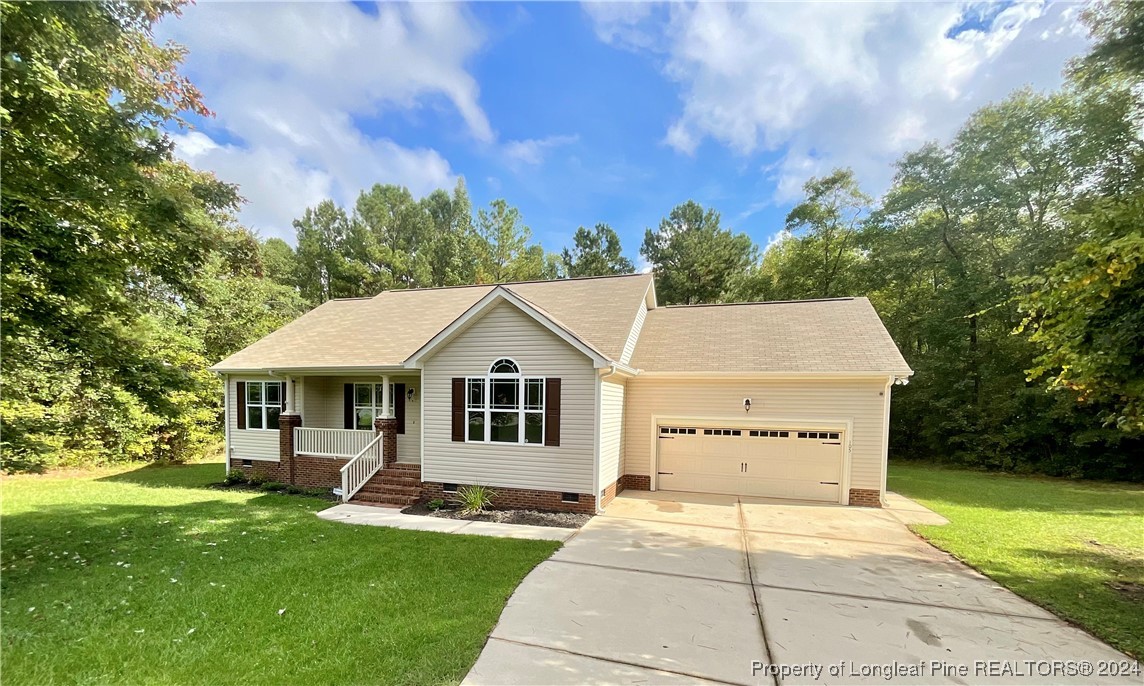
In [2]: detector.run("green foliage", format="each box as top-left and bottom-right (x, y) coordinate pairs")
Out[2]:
(561, 223), (635, 277)
(1018, 195), (1144, 434)
(453, 484), (496, 515)
(1072, 0), (1144, 86)
(427, 498), (446, 511)
(641, 201), (757, 304)
(223, 471), (248, 486)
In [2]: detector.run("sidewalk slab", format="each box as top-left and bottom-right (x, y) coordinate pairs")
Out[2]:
(316, 503), (577, 541)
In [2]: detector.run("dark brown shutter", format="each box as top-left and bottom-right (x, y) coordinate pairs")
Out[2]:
(451, 378), (465, 442)
(236, 381), (247, 430)
(344, 384), (355, 429)
(544, 378), (561, 447)
(280, 382), (286, 411)
(395, 383), (406, 434)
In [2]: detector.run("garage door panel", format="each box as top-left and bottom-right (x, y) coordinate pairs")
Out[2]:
(657, 424), (844, 503)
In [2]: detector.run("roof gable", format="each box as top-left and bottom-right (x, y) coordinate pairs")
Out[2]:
(404, 287), (610, 368)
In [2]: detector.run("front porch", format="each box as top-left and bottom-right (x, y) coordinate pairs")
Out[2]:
(227, 371), (424, 507)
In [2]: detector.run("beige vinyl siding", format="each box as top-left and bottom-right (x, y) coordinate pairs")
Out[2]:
(300, 375), (421, 463)
(598, 378), (625, 489)
(227, 375), (280, 461)
(421, 301), (597, 493)
(622, 377), (889, 491)
(620, 300), (647, 365)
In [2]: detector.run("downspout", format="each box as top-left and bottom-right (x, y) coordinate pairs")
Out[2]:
(879, 375), (894, 505)
(594, 364), (620, 514)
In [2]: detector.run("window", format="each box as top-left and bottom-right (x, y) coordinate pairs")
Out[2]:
(353, 383), (395, 431)
(443, 483), (458, 494)
(245, 381), (281, 430)
(797, 431), (840, 440)
(561, 492), (580, 503)
(660, 426), (697, 435)
(702, 428), (741, 436)
(466, 358), (544, 444)
(749, 430), (790, 438)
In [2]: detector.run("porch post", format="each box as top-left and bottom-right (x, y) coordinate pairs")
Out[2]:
(284, 375), (295, 414)
(380, 375), (391, 419)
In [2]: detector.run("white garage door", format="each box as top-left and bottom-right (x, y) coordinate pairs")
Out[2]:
(657, 425), (844, 502)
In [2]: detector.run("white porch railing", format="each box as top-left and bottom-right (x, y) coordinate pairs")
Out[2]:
(340, 433), (384, 502)
(295, 427), (374, 458)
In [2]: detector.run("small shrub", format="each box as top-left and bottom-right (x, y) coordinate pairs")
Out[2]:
(453, 484), (496, 515)
(246, 473), (270, 487)
(223, 471), (248, 486)
(260, 481), (287, 492)
(427, 498), (445, 511)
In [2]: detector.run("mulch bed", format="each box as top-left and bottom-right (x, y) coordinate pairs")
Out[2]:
(402, 501), (591, 529)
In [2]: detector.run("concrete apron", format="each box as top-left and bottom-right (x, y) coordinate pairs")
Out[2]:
(464, 491), (1139, 686)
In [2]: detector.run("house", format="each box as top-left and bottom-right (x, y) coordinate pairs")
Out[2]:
(211, 273), (912, 513)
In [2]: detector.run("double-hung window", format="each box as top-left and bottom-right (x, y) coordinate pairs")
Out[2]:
(245, 381), (281, 430)
(466, 359), (544, 444)
(352, 382), (394, 430)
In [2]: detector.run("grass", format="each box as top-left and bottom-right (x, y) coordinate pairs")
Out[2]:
(1, 461), (560, 685)
(889, 463), (1144, 659)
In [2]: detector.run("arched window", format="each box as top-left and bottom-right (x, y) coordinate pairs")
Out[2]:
(466, 358), (544, 444)
(489, 358), (519, 375)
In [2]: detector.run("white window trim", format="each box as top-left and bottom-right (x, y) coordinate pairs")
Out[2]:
(242, 380), (281, 432)
(464, 358), (545, 446)
(352, 382), (395, 432)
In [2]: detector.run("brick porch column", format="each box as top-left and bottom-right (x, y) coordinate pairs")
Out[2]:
(374, 417), (399, 467)
(278, 414), (302, 485)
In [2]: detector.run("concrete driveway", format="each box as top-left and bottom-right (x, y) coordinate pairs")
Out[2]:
(464, 491), (1139, 685)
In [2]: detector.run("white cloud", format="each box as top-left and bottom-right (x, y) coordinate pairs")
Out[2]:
(160, 2), (488, 240)
(588, 1), (1090, 199)
(503, 135), (579, 167)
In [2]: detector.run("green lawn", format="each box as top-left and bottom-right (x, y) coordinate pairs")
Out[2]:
(1, 462), (559, 685)
(889, 463), (1144, 659)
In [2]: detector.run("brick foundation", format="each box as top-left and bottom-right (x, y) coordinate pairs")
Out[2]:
(599, 480), (618, 508)
(229, 455), (345, 491)
(421, 482), (596, 514)
(848, 488), (882, 507)
(618, 474), (651, 492)
(229, 457), (285, 482)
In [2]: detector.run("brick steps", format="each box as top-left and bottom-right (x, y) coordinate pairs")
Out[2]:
(349, 462), (423, 509)
(351, 491), (418, 508)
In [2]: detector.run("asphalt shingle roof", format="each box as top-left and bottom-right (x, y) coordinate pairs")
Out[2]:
(210, 273), (653, 371)
(629, 297), (912, 374)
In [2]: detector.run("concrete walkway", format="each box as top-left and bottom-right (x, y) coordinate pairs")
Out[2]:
(316, 503), (577, 542)
(465, 491), (1138, 685)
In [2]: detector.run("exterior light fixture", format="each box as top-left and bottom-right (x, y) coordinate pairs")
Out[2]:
(743, 398), (752, 412)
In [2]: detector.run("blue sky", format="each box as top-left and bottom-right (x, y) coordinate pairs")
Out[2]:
(162, 2), (1089, 265)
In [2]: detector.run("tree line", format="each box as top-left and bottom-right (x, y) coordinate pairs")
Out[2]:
(2, 1), (1140, 479)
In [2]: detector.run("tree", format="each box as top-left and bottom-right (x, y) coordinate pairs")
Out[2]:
(781, 169), (870, 298)
(293, 201), (366, 303)
(422, 179), (479, 286)
(260, 238), (299, 288)
(641, 201), (757, 304)
(475, 199), (542, 283)
(1018, 195), (1144, 434)
(1073, 0), (1144, 86)
(1, 0), (238, 371)
(355, 183), (433, 290)
(561, 223), (635, 277)
(0, 0), (254, 472)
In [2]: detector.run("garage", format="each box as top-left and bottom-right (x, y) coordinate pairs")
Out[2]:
(656, 424), (845, 502)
